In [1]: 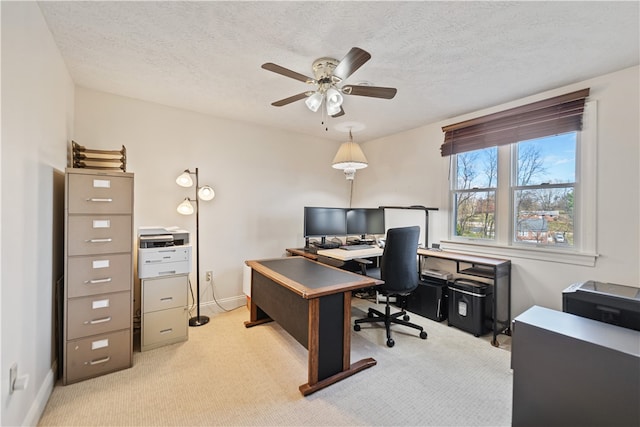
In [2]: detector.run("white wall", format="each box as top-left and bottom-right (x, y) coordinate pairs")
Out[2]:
(74, 88), (349, 311)
(357, 66), (640, 318)
(1, 2), (74, 426)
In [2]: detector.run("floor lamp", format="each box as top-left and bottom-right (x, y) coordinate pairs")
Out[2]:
(176, 168), (215, 327)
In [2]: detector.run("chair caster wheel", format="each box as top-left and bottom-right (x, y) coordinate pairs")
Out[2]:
(420, 331), (428, 339)
(386, 338), (395, 348)
(354, 324), (361, 331)
(403, 315), (410, 321)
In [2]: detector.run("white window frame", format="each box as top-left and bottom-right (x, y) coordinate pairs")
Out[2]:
(443, 101), (598, 266)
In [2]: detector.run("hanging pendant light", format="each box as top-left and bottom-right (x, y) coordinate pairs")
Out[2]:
(332, 130), (368, 180)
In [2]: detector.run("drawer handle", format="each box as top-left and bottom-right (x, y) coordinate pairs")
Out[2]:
(160, 328), (173, 335)
(86, 238), (113, 243)
(159, 270), (176, 275)
(160, 297), (174, 302)
(158, 249), (177, 253)
(86, 198), (113, 203)
(86, 356), (111, 366)
(84, 277), (112, 284)
(85, 316), (112, 325)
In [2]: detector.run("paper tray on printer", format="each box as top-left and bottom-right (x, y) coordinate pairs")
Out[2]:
(138, 246), (192, 279)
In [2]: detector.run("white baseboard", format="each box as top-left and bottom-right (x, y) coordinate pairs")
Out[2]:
(200, 295), (246, 314)
(24, 363), (56, 427)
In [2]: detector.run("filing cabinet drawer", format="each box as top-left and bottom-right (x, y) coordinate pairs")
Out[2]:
(142, 275), (188, 313)
(67, 254), (132, 298)
(65, 329), (131, 384)
(67, 215), (132, 256)
(67, 291), (131, 340)
(68, 173), (133, 214)
(142, 307), (188, 350)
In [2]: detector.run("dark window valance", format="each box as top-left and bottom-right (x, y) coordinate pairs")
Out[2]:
(440, 88), (590, 156)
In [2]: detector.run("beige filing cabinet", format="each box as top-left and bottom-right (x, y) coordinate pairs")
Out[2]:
(141, 274), (189, 351)
(63, 168), (134, 384)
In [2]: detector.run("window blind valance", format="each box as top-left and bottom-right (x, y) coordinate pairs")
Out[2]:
(440, 88), (590, 156)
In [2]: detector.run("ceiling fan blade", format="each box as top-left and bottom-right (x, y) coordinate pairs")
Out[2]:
(262, 63), (313, 83)
(331, 107), (345, 118)
(271, 92), (309, 107)
(342, 85), (397, 99)
(333, 47), (371, 81)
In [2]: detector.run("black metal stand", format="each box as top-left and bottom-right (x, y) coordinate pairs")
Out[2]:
(188, 168), (209, 327)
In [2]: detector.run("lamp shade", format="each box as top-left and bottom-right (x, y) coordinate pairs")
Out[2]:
(332, 140), (368, 170)
(176, 171), (194, 187)
(305, 92), (323, 112)
(197, 185), (215, 201)
(177, 198), (195, 215)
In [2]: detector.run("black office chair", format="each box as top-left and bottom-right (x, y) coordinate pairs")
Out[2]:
(353, 226), (427, 347)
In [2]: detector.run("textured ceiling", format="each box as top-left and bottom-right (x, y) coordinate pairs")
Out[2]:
(37, 1), (639, 142)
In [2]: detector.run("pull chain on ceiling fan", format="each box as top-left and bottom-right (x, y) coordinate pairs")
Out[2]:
(262, 47), (397, 119)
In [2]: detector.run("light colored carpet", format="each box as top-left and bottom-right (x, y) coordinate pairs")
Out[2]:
(38, 298), (512, 426)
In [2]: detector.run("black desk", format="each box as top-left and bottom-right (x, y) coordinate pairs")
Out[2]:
(244, 257), (381, 395)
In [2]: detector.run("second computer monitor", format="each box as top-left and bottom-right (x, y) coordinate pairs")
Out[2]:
(346, 208), (385, 238)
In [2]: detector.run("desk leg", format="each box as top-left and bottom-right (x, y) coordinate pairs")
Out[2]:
(299, 292), (376, 396)
(243, 297), (273, 328)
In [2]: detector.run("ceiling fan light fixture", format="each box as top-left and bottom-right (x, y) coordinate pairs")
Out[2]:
(325, 87), (343, 115)
(305, 91), (323, 112)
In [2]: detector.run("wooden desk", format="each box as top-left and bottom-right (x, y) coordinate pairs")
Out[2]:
(317, 247), (383, 261)
(244, 256), (382, 396)
(285, 247), (318, 260)
(417, 248), (511, 346)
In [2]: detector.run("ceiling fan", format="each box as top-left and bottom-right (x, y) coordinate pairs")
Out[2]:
(262, 47), (397, 118)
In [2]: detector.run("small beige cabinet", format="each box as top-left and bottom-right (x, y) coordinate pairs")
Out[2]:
(141, 274), (189, 351)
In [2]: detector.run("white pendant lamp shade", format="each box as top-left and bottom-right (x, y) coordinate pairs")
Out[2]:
(177, 198), (195, 215)
(197, 185), (215, 201)
(305, 92), (323, 112)
(332, 141), (368, 170)
(332, 130), (367, 180)
(176, 171), (194, 187)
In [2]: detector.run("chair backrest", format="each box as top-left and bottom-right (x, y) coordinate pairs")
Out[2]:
(379, 226), (420, 294)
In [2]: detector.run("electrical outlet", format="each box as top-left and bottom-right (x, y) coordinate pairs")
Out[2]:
(206, 271), (212, 282)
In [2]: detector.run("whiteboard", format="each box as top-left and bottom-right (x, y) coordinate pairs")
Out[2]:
(383, 207), (429, 247)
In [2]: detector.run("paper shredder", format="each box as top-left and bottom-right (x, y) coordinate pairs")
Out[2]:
(447, 278), (493, 336)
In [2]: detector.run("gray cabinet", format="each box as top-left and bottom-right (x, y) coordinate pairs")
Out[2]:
(63, 168), (134, 384)
(512, 306), (640, 427)
(141, 274), (189, 351)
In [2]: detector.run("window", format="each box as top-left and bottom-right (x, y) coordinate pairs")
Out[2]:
(441, 89), (596, 263)
(513, 133), (576, 247)
(453, 146), (497, 240)
(452, 133), (576, 246)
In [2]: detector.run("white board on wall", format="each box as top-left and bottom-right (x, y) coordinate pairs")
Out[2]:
(383, 207), (430, 247)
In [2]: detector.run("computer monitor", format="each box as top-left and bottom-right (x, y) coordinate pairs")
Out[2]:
(346, 208), (385, 239)
(303, 207), (347, 244)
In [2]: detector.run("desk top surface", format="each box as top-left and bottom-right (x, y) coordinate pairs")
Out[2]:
(246, 257), (381, 299)
(317, 247), (384, 261)
(417, 248), (510, 266)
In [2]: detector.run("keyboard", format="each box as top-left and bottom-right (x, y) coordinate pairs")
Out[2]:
(339, 244), (375, 251)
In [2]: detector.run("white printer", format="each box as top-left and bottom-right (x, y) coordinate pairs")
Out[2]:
(138, 227), (192, 279)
